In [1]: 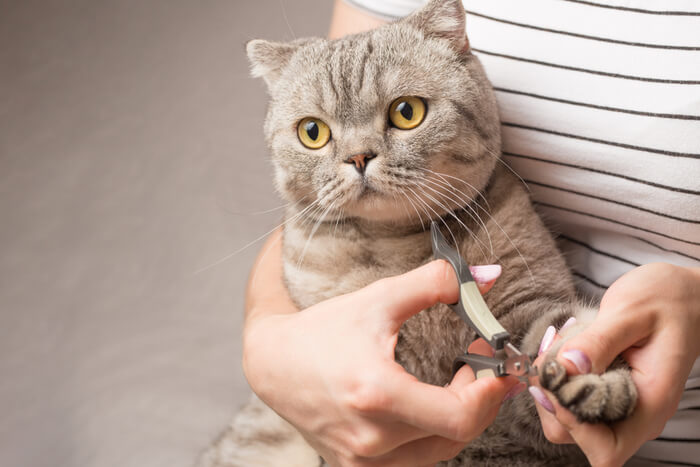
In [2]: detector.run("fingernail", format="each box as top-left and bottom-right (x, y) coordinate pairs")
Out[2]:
(469, 264), (501, 284)
(528, 386), (555, 413)
(503, 382), (526, 401)
(559, 317), (576, 333)
(538, 325), (556, 356)
(561, 349), (592, 374)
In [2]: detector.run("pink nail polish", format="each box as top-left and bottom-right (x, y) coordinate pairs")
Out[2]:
(469, 264), (501, 284)
(561, 349), (592, 374)
(559, 317), (576, 333)
(503, 382), (526, 401)
(528, 386), (555, 413)
(538, 326), (556, 356)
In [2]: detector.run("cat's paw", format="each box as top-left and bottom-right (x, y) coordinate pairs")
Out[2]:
(539, 359), (637, 424)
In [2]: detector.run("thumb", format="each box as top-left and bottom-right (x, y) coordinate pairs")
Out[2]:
(367, 260), (459, 331)
(557, 310), (653, 375)
(367, 261), (501, 332)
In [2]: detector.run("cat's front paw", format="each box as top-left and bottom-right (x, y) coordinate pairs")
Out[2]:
(539, 359), (637, 424)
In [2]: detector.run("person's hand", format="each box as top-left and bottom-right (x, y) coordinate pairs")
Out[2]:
(243, 233), (518, 466)
(528, 263), (700, 467)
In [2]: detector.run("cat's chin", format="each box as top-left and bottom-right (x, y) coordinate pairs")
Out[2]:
(344, 195), (443, 226)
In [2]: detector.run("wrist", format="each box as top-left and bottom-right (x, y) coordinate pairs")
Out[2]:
(241, 311), (272, 394)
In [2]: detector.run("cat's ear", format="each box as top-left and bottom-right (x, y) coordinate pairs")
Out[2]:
(246, 39), (298, 87)
(405, 0), (469, 52)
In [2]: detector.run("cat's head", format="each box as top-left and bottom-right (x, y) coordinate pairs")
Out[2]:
(246, 0), (500, 225)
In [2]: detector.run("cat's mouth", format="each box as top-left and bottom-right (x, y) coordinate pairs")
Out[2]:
(357, 181), (379, 198)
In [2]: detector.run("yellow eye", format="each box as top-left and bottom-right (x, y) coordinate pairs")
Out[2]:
(388, 96), (426, 130)
(297, 117), (331, 149)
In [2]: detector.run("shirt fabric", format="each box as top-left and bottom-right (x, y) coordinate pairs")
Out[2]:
(344, 0), (700, 465)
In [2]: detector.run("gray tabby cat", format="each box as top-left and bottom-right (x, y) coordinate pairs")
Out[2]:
(201, 1), (637, 465)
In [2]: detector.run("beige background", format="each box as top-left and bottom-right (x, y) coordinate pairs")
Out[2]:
(0, 1), (332, 466)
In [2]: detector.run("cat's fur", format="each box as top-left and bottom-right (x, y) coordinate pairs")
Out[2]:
(201, 1), (637, 465)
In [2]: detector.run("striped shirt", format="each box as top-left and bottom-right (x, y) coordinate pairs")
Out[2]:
(345, 0), (700, 465)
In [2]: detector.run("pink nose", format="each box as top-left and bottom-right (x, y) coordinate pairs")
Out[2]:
(345, 153), (376, 175)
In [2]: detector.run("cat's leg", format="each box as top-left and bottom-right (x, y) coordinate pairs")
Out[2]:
(199, 394), (321, 467)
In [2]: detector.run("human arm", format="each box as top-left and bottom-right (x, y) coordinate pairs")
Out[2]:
(242, 229), (518, 466)
(529, 263), (700, 467)
(328, 0), (387, 39)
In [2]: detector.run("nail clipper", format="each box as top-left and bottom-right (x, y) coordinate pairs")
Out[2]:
(430, 221), (538, 380)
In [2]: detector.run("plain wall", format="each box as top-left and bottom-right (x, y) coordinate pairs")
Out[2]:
(0, 1), (333, 466)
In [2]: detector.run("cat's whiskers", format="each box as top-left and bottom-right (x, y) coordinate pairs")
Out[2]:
(404, 185), (464, 258)
(424, 168), (535, 285)
(419, 176), (495, 257)
(398, 190), (427, 232)
(390, 190), (417, 229)
(421, 167), (492, 212)
(296, 197), (340, 270)
(411, 181), (488, 260)
(332, 205), (344, 240)
(219, 199), (298, 216)
(193, 197), (323, 274)
(298, 201), (327, 227)
(478, 142), (531, 194)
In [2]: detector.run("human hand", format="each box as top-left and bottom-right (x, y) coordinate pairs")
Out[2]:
(244, 254), (518, 466)
(528, 263), (700, 467)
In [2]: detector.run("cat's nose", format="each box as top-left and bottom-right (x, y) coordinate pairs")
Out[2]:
(344, 152), (376, 175)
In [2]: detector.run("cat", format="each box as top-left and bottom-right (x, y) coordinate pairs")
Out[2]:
(200, 1), (637, 465)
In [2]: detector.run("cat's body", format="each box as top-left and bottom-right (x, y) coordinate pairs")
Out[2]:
(202, 1), (637, 465)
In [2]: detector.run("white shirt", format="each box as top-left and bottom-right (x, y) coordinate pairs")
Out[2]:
(345, 0), (700, 464)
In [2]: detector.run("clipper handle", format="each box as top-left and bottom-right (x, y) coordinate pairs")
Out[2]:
(452, 353), (507, 379)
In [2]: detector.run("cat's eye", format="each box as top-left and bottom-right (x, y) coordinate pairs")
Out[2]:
(388, 96), (426, 130)
(297, 117), (331, 149)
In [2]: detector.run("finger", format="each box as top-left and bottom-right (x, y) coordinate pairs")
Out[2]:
(368, 435), (465, 467)
(543, 389), (622, 466)
(467, 337), (495, 357)
(557, 309), (654, 375)
(385, 365), (518, 441)
(363, 260), (460, 331)
(528, 382), (575, 444)
(470, 264), (501, 294)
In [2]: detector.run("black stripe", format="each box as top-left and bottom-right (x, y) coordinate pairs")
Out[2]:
(559, 234), (641, 267)
(472, 48), (700, 85)
(524, 179), (700, 224)
(502, 122), (700, 159)
(467, 10), (700, 50)
(503, 152), (700, 195)
(655, 437), (700, 443)
(535, 202), (700, 246)
(572, 270), (608, 289)
(561, 0), (700, 16)
(494, 87), (700, 121)
(632, 236), (700, 263)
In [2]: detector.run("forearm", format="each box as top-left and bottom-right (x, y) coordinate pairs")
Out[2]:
(328, 0), (387, 39)
(244, 228), (297, 325)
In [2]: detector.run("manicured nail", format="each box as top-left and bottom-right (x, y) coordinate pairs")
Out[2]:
(503, 382), (526, 401)
(559, 317), (577, 333)
(528, 386), (555, 413)
(561, 349), (592, 374)
(538, 325), (556, 356)
(469, 264), (501, 284)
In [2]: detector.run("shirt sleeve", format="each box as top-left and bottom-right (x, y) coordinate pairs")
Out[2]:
(342, 0), (429, 20)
